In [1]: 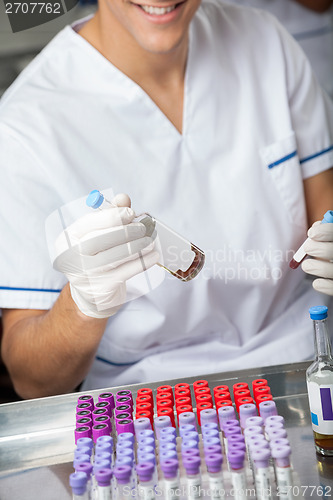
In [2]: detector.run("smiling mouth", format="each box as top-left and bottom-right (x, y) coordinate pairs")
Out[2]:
(137, 2), (183, 15)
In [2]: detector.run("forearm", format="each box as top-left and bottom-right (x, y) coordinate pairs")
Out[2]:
(1, 284), (108, 399)
(293, 0), (333, 13)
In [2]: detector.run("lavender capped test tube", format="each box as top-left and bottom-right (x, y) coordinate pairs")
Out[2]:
(182, 448), (200, 459)
(179, 424), (196, 437)
(183, 456), (202, 500)
(271, 445), (294, 500)
(178, 411), (197, 430)
(95, 468), (112, 500)
(135, 417), (152, 435)
(265, 415), (285, 427)
(95, 451), (112, 467)
(245, 416), (264, 429)
(266, 427), (288, 441)
(70, 471), (89, 500)
(154, 415), (172, 439)
(76, 437), (94, 453)
(200, 408), (218, 426)
(114, 465), (132, 500)
(182, 430), (200, 444)
(160, 449), (178, 463)
(202, 422), (219, 434)
(259, 401), (277, 422)
(205, 453), (224, 499)
(136, 462), (156, 500)
(202, 429), (219, 441)
(160, 426), (177, 440)
(228, 450), (247, 500)
(181, 439), (199, 454)
(239, 404), (257, 429)
(251, 448), (272, 500)
(218, 406), (236, 428)
(161, 458), (180, 499)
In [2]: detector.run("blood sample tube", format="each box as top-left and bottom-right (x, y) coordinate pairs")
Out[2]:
(161, 458), (180, 499)
(182, 431), (200, 446)
(70, 471), (89, 500)
(252, 379), (268, 393)
(95, 401), (112, 417)
(154, 415), (172, 439)
(196, 393), (213, 406)
(251, 448), (272, 500)
(176, 405), (193, 425)
(157, 385), (174, 404)
(218, 406), (236, 429)
(175, 397), (192, 408)
(75, 426), (92, 443)
(175, 382), (190, 392)
(205, 453), (224, 500)
(179, 423), (196, 437)
(239, 404), (257, 429)
(183, 456), (202, 499)
(157, 407), (175, 427)
(234, 389), (251, 404)
(228, 450), (247, 500)
(214, 391), (232, 405)
(76, 410), (92, 421)
(233, 382), (249, 395)
(197, 403), (213, 426)
(175, 388), (192, 402)
(95, 468), (112, 500)
(178, 412), (197, 430)
(114, 465), (132, 500)
(137, 388), (153, 400)
(254, 386), (271, 401)
(134, 417), (152, 435)
(214, 384), (230, 394)
(271, 445), (294, 499)
(200, 408), (218, 426)
(77, 402), (94, 413)
(258, 401), (277, 421)
(289, 210), (333, 269)
(116, 418), (135, 435)
(115, 404), (132, 417)
(245, 416), (264, 429)
(136, 411), (154, 428)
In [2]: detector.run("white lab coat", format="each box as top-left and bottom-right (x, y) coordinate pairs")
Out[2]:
(0, 0), (332, 390)
(226, 0), (333, 98)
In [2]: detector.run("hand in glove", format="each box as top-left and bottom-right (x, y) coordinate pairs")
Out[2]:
(301, 218), (333, 296)
(53, 194), (159, 318)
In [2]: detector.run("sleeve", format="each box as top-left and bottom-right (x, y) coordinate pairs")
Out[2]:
(0, 126), (66, 310)
(272, 12), (333, 179)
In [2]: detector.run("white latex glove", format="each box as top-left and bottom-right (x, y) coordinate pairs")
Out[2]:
(53, 194), (159, 318)
(301, 221), (333, 296)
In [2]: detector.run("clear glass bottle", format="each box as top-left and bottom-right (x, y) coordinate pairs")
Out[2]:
(306, 306), (333, 456)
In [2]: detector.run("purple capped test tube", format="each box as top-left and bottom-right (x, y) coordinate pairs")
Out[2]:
(269, 437), (289, 449)
(115, 405), (132, 417)
(114, 464), (132, 498)
(118, 432), (135, 446)
(98, 392), (115, 411)
(159, 433), (177, 447)
(265, 415), (285, 427)
(69, 471), (88, 499)
(183, 456), (202, 498)
(202, 429), (219, 441)
(228, 450), (247, 498)
(95, 468), (112, 500)
(73, 454), (91, 470)
(178, 411), (197, 430)
(239, 404), (257, 429)
(77, 394), (94, 408)
(116, 390), (133, 405)
(92, 423), (110, 443)
(76, 437), (94, 453)
(161, 458), (180, 496)
(160, 426), (177, 439)
(205, 453), (224, 496)
(204, 444), (222, 456)
(116, 418), (135, 435)
(203, 437), (222, 452)
(202, 422), (219, 435)
(159, 442), (177, 454)
(271, 445), (294, 495)
(259, 400), (277, 421)
(75, 426), (92, 444)
(95, 451), (112, 466)
(95, 401), (112, 417)
(182, 448), (200, 459)
(138, 436), (156, 450)
(76, 410), (92, 422)
(266, 427), (288, 441)
(94, 415), (112, 434)
(154, 415), (172, 439)
(136, 462), (155, 496)
(159, 449), (178, 463)
(251, 448), (272, 499)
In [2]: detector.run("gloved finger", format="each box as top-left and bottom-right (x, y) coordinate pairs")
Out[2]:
(308, 222), (333, 242)
(301, 258), (333, 279)
(111, 250), (160, 283)
(84, 236), (155, 270)
(312, 278), (333, 297)
(78, 222), (148, 256)
(66, 206), (136, 240)
(303, 239), (333, 261)
(112, 193), (131, 208)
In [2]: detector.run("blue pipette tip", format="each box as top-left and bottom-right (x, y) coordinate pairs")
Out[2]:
(309, 306), (328, 320)
(323, 210), (333, 224)
(86, 190), (104, 209)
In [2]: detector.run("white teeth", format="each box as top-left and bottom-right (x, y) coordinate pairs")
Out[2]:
(141, 4), (176, 15)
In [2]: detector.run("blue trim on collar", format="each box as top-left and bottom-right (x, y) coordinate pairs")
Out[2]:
(96, 356), (137, 367)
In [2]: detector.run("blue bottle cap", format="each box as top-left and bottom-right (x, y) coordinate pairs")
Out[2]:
(86, 190), (104, 209)
(322, 210), (333, 224)
(309, 306), (328, 320)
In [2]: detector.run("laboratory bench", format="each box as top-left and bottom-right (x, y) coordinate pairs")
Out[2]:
(0, 361), (332, 499)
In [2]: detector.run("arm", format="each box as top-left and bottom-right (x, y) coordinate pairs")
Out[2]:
(1, 285), (107, 399)
(303, 167), (333, 225)
(293, 0), (333, 13)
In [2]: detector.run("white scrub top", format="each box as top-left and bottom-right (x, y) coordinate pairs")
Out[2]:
(226, 0), (333, 98)
(0, 0), (332, 390)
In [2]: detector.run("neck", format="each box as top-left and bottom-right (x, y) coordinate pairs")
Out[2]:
(79, 8), (189, 90)
(314, 319), (332, 361)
